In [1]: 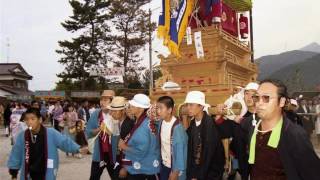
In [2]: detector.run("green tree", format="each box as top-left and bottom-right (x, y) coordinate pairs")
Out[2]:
(108, 0), (157, 87)
(141, 66), (162, 89)
(56, 0), (112, 90)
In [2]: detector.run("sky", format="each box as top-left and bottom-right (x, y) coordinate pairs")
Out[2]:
(0, 0), (319, 90)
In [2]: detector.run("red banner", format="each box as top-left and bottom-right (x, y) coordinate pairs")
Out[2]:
(221, 3), (238, 37)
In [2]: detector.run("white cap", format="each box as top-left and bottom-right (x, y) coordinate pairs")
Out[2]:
(244, 82), (259, 91)
(184, 91), (207, 107)
(128, 94), (151, 109)
(290, 99), (298, 106)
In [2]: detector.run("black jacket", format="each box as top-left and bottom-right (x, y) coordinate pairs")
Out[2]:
(225, 113), (255, 180)
(248, 117), (320, 180)
(4, 105), (12, 126)
(285, 110), (303, 126)
(119, 117), (134, 140)
(187, 112), (225, 180)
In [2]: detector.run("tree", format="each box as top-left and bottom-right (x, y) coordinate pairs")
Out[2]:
(56, 0), (112, 90)
(108, 0), (157, 87)
(141, 66), (162, 89)
(55, 76), (108, 91)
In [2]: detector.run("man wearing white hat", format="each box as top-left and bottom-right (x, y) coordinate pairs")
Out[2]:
(227, 82), (259, 180)
(184, 91), (225, 180)
(118, 94), (160, 180)
(86, 90), (120, 180)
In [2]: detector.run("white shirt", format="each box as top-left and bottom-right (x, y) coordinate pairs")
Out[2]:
(102, 112), (120, 136)
(302, 105), (308, 113)
(195, 119), (202, 126)
(160, 116), (176, 168)
(89, 107), (96, 115)
(48, 105), (55, 114)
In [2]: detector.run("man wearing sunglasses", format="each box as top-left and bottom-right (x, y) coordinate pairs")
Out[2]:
(248, 79), (320, 180)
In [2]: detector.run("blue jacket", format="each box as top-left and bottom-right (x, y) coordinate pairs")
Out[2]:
(7, 128), (80, 180)
(85, 109), (119, 163)
(124, 116), (160, 175)
(159, 120), (188, 180)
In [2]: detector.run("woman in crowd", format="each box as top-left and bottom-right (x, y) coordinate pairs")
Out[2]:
(63, 104), (79, 156)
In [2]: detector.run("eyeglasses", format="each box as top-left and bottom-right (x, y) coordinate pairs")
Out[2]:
(252, 95), (277, 103)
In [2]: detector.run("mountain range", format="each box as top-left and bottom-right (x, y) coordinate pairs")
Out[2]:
(256, 42), (320, 93)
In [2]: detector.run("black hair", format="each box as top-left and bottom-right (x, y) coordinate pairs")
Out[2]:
(31, 100), (39, 105)
(260, 79), (288, 99)
(64, 104), (74, 112)
(157, 96), (175, 109)
(82, 100), (89, 104)
(25, 108), (41, 119)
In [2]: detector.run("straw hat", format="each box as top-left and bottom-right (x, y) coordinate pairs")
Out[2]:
(107, 96), (127, 110)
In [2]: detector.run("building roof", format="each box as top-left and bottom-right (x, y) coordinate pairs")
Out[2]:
(0, 83), (33, 95)
(0, 63), (33, 80)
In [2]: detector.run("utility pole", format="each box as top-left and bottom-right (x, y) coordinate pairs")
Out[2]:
(249, 10), (254, 62)
(148, 8), (153, 90)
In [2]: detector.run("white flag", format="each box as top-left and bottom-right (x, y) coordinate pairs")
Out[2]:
(186, 27), (192, 45)
(194, 31), (204, 59)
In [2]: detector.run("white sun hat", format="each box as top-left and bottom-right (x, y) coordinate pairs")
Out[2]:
(184, 91), (207, 107)
(128, 94), (151, 109)
(244, 82), (259, 91)
(161, 81), (181, 91)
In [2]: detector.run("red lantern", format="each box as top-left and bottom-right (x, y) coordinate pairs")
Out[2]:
(239, 14), (249, 39)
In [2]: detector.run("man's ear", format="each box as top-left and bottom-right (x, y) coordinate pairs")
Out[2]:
(279, 97), (286, 108)
(40, 117), (43, 123)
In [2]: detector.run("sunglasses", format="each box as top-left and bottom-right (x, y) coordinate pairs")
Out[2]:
(252, 95), (277, 103)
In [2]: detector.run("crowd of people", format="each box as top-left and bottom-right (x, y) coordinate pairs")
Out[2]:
(2, 78), (320, 180)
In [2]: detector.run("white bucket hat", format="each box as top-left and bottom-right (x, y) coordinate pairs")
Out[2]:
(184, 91), (207, 107)
(129, 94), (151, 109)
(244, 82), (259, 91)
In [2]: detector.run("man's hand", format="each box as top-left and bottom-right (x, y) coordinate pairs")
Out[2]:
(118, 139), (128, 151)
(100, 122), (106, 131)
(168, 171), (179, 180)
(92, 128), (101, 136)
(234, 116), (243, 124)
(79, 147), (88, 155)
(100, 122), (112, 136)
(119, 168), (128, 178)
(224, 158), (231, 174)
